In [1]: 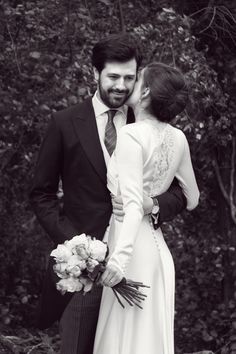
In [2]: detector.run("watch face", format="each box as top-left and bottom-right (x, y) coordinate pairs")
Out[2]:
(152, 205), (159, 214)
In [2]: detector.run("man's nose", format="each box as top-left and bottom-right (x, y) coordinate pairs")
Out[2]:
(115, 78), (126, 90)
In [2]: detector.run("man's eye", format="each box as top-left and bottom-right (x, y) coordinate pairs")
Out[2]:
(126, 77), (135, 81)
(109, 76), (118, 79)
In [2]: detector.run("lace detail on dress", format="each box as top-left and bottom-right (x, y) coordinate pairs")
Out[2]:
(149, 124), (174, 197)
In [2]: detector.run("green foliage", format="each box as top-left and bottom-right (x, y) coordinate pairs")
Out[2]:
(0, 327), (60, 353)
(0, 1), (235, 353)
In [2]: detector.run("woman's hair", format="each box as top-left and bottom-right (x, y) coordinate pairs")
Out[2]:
(143, 62), (189, 122)
(92, 33), (143, 73)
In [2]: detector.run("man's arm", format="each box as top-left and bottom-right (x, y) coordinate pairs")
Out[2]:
(29, 116), (77, 245)
(154, 177), (187, 227)
(112, 178), (186, 225)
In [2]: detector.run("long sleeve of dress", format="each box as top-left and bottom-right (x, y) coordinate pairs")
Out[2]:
(108, 127), (144, 274)
(175, 134), (200, 210)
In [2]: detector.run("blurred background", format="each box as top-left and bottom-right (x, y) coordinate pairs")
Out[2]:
(0, 0), (236, 353)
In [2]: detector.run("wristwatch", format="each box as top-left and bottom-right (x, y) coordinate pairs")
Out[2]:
(151, 197), (160, 215)
(151, 197), (160, 229)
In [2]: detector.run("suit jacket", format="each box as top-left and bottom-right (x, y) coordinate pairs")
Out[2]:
(30, 97), (186, 329)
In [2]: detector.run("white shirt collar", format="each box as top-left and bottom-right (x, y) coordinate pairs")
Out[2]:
(92, 91), (128, 118)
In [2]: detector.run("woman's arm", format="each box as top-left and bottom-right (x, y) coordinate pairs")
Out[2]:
(175, 134), (200, 210)
(105, 127), (144, 279)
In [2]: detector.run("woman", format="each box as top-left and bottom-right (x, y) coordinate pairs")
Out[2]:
(93, 62), (200, 354)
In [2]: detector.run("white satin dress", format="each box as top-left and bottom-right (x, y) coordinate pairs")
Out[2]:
(93, 119), (200, 354)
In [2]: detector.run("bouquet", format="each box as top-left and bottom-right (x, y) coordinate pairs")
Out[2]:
(51, 233), (149, 309)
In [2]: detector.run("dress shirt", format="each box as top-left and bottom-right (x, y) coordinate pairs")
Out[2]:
(92, 92), (127, 166)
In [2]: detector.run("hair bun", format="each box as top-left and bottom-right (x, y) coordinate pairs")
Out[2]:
(169, 88), (189, 117)
(143, 62), (189, 122)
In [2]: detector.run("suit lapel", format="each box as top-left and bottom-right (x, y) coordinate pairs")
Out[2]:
(71, 99), (135, 184)
(71, 98), (107, 184)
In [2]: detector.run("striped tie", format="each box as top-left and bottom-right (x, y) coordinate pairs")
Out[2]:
(104, 109), (117, 156)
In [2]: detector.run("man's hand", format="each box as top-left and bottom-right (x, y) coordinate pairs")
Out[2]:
(112, 194), (154, 222)
(100, 263), (123, 287)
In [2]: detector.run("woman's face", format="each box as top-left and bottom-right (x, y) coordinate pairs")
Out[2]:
(126, 68), (145, 108)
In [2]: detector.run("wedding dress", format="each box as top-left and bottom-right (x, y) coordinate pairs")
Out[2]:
(93, 119), (199, 354)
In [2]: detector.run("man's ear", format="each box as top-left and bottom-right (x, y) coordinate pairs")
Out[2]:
(93, 67), (99, 82)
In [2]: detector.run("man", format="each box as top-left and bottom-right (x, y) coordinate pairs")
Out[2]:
(30, 33), (186, 354)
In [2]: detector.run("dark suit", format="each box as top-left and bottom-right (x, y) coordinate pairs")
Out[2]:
(30, 97), (186, 353)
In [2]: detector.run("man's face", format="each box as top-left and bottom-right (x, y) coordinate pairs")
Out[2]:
(94, 59), (137, 108)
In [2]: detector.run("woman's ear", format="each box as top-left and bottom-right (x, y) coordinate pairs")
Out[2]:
(141, 87), (150, 100)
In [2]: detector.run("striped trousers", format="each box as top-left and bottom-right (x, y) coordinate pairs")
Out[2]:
(59, 286), (103, 354)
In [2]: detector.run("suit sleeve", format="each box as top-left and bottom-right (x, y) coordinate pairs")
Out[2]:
(29, 116), (78, 245)
(155, 177), (187, 226)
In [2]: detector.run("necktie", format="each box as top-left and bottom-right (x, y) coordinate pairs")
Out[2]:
(104, 110), (117, 156)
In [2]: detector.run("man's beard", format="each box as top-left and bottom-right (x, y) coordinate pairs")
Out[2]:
(98, 82), (131, 108)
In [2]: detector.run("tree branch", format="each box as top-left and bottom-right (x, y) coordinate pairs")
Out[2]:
(6, 24), (22, 75)
(118, 0), (125, 32)
(213, 147), (236, 225)
(212, 158), (229, 203)
(207, 0), (215, 8)
(170, 44), (176, 66)
(189, 7), (209, 18)
(218, 7), (236, 30)
(0, 334), (20, 354)
(230, 138), (236, 223)
(214, 22), (236, 46)
(199, 6), (217, 34)
(65, 0), (73, 63)
(218, 5), (236, 25)
(84, 0), (93, 21)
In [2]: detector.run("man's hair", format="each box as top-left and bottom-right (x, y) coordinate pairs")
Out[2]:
(92, 33), (143, 72)
(143, 62), (189, 122)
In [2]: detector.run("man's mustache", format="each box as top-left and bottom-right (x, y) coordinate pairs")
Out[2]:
(108, 89), (129, 94)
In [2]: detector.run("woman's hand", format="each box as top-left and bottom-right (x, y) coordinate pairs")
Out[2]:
(100, 263), (123, 287)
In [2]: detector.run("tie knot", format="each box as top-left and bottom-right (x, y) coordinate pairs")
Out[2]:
(107, 109), (117, 120)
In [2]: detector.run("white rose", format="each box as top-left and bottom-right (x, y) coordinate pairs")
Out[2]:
(50, 244), (72, 263)
(66, 265), (82, 277)
(86, 258), (99, 272)
(56, 278), (83, 294)
(53, 262), (68, 278)
(89, 240), (107, 261)
(67, 255), (86, 270)
(74, 244), (90, 260)
(66, 234), (90, 254)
